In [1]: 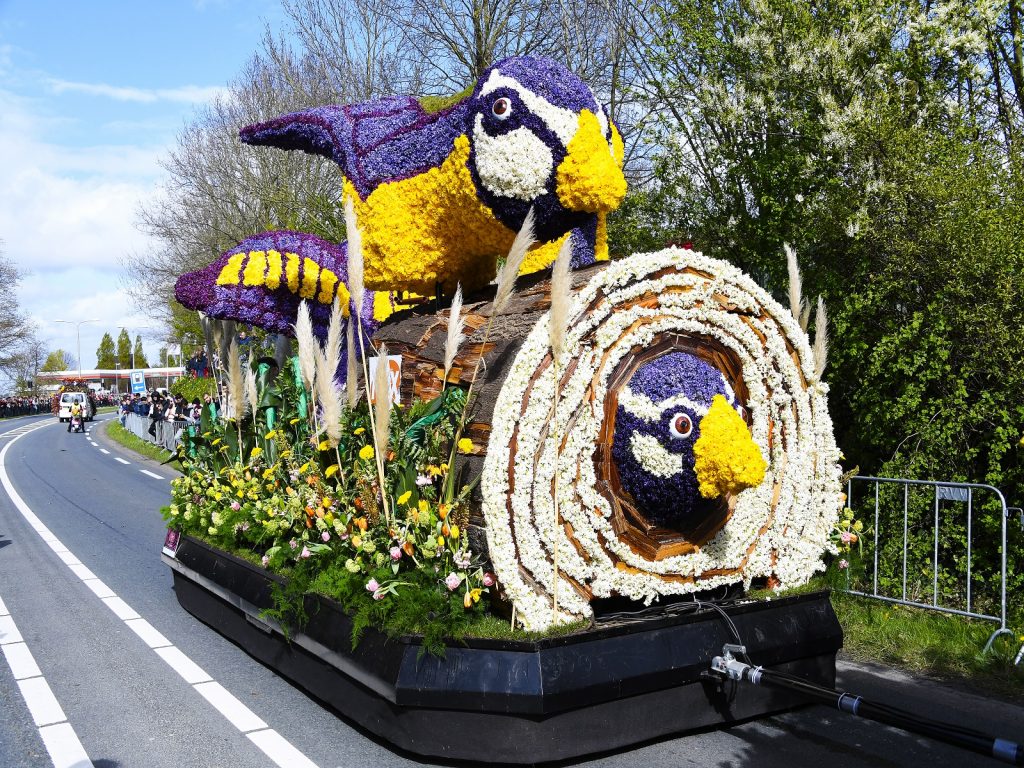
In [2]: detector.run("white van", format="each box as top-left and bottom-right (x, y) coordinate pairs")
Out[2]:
(57, 392), (96, 422)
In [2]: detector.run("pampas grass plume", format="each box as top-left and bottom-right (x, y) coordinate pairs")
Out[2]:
(814, 296), (829, 380)
(346, 317), (358, 407)
(785, 243), (808, 329)
(345, 197), (365, 317)
(293, 300), (317, 394)
(549, 237), (573, 363)
(443, 283), (466, 382)
(316, 299), (345, 446)
(494, 207), (536, 314)
(373, 343), (391, 458)
(244, 365), (258, 416)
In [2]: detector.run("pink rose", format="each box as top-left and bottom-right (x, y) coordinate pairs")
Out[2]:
(373, 590), (385, 600)
(300, 546), (311, 559)
(838, 559), (849, 570)
(321, 531), (331, 542)
(289, 539), (298, 550)
(390, 546), (402, 560)
(261, 555), (269, 567)
(366, 578), (381, 593)
(230, 501), (241, 511)
(482, 572), (495, 587)
(840, 531), (854, 543)
(445, 573), (461, 591)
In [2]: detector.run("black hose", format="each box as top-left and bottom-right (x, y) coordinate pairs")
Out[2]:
(736, 663), (1023, 765)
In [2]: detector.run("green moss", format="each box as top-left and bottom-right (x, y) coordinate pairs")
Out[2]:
(418, 85), (474, 114)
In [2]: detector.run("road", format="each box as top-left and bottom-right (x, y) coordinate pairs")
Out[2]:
(0, 413), (1021, 768)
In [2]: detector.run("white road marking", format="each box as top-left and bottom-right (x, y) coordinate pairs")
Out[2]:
(193, 682), (268, 732)
(3, 641), (42, 679)
(248, 728), (321, 768)
(99, 449), (110, 454)
(140, 470), (163, 480)
(124, 618), (172, 649)
(0, 597), (92, 766)
(114, 457), (130, 465)
(82, 579), (116, 600)
(0, 614), (24, 644)
(18, 676), (67, 726)
(154, 646), (212, 685)
(39, 722), (93, 768)
(0, 421), (321, 768)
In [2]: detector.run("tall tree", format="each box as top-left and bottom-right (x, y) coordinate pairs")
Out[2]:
(96, 333), (117, 369)
(41, 349), (75, 372)
(116, 329), (133, 370)
(0, 241), (33, 369)
(133, 335), (150, 369)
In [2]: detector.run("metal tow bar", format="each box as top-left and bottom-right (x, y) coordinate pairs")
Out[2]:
(710, 644), (1024, 765)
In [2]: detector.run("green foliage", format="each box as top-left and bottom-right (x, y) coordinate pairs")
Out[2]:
(170, 376), (217, 403)
(95, 333), (116, 369)
(41, 349), (74, 372)
(116, 329), (132, 369)
(163, 353), (493, 654)
(634, 0), (1024, 622)
(132, 335), (149, 368)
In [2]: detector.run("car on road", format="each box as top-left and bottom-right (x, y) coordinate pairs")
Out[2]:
(57, 391), (96, 423)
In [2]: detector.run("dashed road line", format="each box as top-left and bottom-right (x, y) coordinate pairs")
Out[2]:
(99, 449), (110, 455)
(0, 594), (92, 767)
(0, 421), (321, 768)
(139, 470), (163, 480)
(114, 457), (130, 465)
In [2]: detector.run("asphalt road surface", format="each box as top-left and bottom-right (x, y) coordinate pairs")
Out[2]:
(0, 413), (1021, 768)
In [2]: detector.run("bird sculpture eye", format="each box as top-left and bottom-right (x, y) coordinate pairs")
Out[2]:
(668, 413), (693, 439)
(491, 97), (512, 119)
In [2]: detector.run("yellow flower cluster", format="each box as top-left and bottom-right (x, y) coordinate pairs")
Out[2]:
(345, 135), (515, 297)
(216, 249), (351, 311)
(693, 395), (767, 499)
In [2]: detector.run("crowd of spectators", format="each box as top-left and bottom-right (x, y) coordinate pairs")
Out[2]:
(118, 391), (218, 430)
(0, 397), (49, 418)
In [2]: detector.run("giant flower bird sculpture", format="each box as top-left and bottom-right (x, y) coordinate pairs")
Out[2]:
(174, 56), (627, 334)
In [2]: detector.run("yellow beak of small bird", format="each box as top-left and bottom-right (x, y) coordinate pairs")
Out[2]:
(693, 395), (768, 500)
(555, 109), (627, 214)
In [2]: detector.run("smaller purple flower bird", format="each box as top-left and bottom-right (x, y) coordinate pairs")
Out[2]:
(612, 352), (757, 530)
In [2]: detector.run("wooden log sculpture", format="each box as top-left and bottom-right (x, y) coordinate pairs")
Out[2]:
(374, 248), (842, 630)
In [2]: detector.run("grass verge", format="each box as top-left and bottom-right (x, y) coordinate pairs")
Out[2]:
(105, 421), (183, 473)
(832, 590), (1024, 701)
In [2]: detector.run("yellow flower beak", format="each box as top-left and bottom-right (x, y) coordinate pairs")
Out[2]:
(693, 396), (767, 499)
(555, 109), (627, 214)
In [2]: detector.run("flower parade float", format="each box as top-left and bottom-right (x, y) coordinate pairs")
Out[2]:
(164, 56), (844, 763)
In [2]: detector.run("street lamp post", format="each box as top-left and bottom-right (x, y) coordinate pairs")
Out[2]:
(54, 318), (101, 380)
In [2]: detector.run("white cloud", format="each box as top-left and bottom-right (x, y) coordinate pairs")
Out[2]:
(48, 78), (227, 105)
(22, 270), (164, 369)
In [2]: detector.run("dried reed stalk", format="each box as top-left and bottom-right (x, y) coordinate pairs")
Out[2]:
(785, 243), (809, 330)
(346, 317), (358, 407)
(443, 283), (466, 384)
(814, 296), (829, 380)
(372, 343), (392, 525)
(493, 207), (536, 315)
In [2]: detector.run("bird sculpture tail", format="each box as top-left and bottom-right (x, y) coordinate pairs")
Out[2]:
(175, 230), (388, 359)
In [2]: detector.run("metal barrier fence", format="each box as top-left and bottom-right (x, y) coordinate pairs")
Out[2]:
(843, 475), (1021, 660)
(122, 412), (191, 453)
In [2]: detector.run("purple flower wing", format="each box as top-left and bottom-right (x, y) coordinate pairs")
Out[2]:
(240, 98), (468, 199)
(174, 230), (377, 340)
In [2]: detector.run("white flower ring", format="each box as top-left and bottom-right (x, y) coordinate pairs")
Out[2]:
(481, 248), (843, 631)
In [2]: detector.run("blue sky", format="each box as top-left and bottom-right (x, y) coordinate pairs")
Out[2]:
(0, 0), (288, 371)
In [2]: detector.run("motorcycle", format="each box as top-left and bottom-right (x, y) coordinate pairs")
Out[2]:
(70, 413), (84, 433)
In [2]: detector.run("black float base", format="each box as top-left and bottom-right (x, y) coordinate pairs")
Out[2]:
(164, 536), (843, 765)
